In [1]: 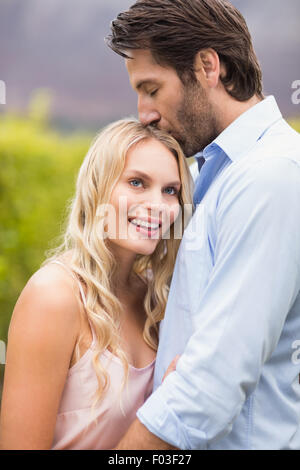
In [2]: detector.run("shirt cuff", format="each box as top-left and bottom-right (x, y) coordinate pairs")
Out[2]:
(136, 385), (208, 450)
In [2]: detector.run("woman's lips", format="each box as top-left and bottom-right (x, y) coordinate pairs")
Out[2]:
(128, 219), (160, 238)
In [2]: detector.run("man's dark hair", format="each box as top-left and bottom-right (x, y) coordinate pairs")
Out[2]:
(106, 0), (263, 101)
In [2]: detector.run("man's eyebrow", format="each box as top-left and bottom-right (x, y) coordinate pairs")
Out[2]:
(136, 79), (159, 91)
(124, 170), (181, 187)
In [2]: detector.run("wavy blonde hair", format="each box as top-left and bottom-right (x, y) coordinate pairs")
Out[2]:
(43, 118), (194, 410)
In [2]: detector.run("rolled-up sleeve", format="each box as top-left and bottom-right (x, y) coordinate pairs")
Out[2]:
(137, 157), (300, 449)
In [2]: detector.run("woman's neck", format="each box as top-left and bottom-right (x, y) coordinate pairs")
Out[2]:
(107, 242), (138, 292)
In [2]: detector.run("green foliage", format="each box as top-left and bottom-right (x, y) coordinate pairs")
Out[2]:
(289, 119), (300, 133)
(0, 102), (92, 343)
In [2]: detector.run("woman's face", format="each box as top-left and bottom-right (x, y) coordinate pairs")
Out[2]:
(105, 138), (182, 257)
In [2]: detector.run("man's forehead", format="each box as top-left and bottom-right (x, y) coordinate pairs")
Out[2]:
(125, 48), (156, 63)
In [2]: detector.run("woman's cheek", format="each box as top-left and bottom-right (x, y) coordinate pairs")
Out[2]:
(169, 201), (181, 225)
(159, 202), (180, 237)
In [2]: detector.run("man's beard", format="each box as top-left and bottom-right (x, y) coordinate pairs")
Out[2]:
(173, 80), (219, 157)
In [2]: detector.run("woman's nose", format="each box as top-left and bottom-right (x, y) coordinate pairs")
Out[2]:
(147, 187), (166, 205)
(141, 191), (167, 219)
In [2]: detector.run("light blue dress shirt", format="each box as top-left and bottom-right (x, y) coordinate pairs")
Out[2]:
(137, 96), (300, 450)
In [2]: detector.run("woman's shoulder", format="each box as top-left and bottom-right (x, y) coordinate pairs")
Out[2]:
(29, 261), (80, 304)
(9, 261), (82, 344)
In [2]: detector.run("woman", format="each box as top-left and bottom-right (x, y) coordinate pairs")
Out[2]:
(0, 119), (194, 450)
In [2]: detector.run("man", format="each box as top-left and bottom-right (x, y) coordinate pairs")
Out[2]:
(106, 0), (300, 449)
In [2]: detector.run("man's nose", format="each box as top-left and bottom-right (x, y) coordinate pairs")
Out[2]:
(138, 99), (161, 127)
(139, 110), (161, 127)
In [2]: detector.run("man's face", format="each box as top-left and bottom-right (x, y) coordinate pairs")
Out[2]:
(126, 49), (218, 157)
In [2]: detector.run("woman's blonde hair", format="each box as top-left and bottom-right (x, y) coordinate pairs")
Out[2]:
(43, 118), (194, 410)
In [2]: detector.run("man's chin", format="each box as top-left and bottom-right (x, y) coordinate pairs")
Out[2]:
(167, 132), (202, 157)
(182, 144), (202, 158)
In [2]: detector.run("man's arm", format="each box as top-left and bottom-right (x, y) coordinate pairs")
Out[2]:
(116, 157), (300, 450)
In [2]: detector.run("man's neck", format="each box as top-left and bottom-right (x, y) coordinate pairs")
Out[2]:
(214, 93), (264, 136)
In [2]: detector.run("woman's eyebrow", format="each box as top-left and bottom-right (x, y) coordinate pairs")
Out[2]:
(124, 170), (181, 187)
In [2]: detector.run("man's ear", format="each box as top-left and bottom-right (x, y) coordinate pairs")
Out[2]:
(193, 48), (221, 89)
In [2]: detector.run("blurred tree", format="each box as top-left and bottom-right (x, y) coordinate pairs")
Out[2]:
(289, 120), (300, 133)
(0, 94), (92, 343)
(28, 89), (53, 127)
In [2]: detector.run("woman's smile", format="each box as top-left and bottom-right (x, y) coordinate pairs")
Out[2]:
(128, 216), (161, 238)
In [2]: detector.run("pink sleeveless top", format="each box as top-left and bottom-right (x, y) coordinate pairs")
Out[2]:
(49, 261), (155, 450)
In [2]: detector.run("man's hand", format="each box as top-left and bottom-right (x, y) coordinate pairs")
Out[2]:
(115, 418), (178, 450)
(162, 355), (180, 382)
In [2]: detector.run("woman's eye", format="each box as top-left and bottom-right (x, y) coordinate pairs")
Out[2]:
(129, 179), (143, 188)
(164, 187), (178, 196)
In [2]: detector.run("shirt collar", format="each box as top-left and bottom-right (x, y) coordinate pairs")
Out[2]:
(195, 95), (282, 165)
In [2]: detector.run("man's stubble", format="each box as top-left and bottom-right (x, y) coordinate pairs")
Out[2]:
(175, 79), (219, 158)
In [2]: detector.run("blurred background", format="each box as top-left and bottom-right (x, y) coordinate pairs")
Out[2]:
(0, 0), (300, 399)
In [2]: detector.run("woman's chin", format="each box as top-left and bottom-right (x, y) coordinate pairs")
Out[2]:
(128, 239), (160, 257)
(107, 237), (160, 258)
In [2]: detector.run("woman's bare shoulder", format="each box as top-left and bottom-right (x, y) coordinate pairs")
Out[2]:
(9, 262), (81, 344)
(0, 262), (83, 450)
(28, 261), (76, 290)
